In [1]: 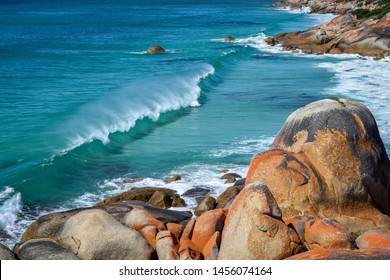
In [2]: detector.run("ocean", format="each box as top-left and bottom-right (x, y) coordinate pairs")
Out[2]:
(1, 0), (389, 247)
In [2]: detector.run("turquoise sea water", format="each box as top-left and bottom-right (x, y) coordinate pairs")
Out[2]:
(1, 0), (390, 247)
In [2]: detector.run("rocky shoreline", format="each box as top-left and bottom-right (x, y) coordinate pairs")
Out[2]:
(267, 0), (390, 58)
(1, 98), (390, 260)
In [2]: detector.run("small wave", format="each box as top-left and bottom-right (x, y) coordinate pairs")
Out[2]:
(276, 6), (312, 14)
(207, 136), (274, 158)
(59, 64), (215, 154)
(0, 187), (15, 201)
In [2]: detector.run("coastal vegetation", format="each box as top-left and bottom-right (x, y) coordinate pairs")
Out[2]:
(352, 0), (390, 19)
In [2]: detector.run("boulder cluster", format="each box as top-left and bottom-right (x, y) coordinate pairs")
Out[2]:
(269, 0), (390, 58)
(1, 98), (390, 260)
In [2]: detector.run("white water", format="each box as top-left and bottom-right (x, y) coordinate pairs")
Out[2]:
(61, 64), (215, 153)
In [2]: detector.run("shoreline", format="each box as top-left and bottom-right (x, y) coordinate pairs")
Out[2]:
(267, 0), (390, 59)
(2, 98), (390, 260)
(1, 1), (390, 261)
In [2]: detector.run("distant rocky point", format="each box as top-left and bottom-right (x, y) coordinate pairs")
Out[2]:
(2, 98), (390, 260)
(268, 0), (390, 58)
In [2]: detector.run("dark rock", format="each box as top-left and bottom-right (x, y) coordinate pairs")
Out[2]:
(224, 36), (235, 42)
(182, 186), (212, 203)
(165, 175), (181, 184)
(264, 37), (276, 46)
(118, 200), (192, 225)
(147, 45), (166, 54)
(95, 187), (178, 206)
(0, 242), (15, 260)
(216, 185), (244, 209)
(148, 190), (172, 209)
(194, 196), (217, 216)
(14, 238), (80, 260)
(233, 178), (246, 186)
(220, 173), (242, 184)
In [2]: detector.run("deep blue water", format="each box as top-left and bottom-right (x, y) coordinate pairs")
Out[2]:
(1, 0), (389, 246)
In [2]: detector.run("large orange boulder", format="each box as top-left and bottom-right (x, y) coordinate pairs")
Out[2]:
(247, 99), (390, 232)
(356, 229), (390, 249)
(286, 248), (390, 260)
(191, 209), (227, 253)
(218, 183), (293, 260)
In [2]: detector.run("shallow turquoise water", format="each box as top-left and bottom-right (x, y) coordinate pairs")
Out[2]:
(1, 0), (389, 246)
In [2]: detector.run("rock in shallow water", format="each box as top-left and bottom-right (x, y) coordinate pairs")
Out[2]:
(147, 45), (166, 54)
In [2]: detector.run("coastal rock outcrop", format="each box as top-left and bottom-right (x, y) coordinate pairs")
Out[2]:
(15, 98), (390, 260)
(218, 183), (293, 260)
(269, 1), (390, 58)
(56, 209), (154, 260)
(246, 98), (390, 232)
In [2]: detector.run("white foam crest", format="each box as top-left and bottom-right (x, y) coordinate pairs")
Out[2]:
(0, 187), (15, 201)
(317, 57), (390, 146)
(0, 193), (23, 232)
(234, 33), (285, 54)
(277, 6), (312, 14)
(208, 136), (274, 158)
(62, 64), (214, 152)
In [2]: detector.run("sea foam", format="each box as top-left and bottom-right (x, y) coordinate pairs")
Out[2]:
(0, 188), (23, 235)
(317, 57), (390, 149)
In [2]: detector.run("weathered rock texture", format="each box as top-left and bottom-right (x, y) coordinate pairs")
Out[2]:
(0, 242), (16, 260)
(356, 229), (390, 249)
(219, 183), (293, 260)
(269, 1), (390, 58)
(246, 98), (390, 232)
(56, 209), (153, 260)
(14, 238), (80, 260)
(286, 248), (390, 260)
